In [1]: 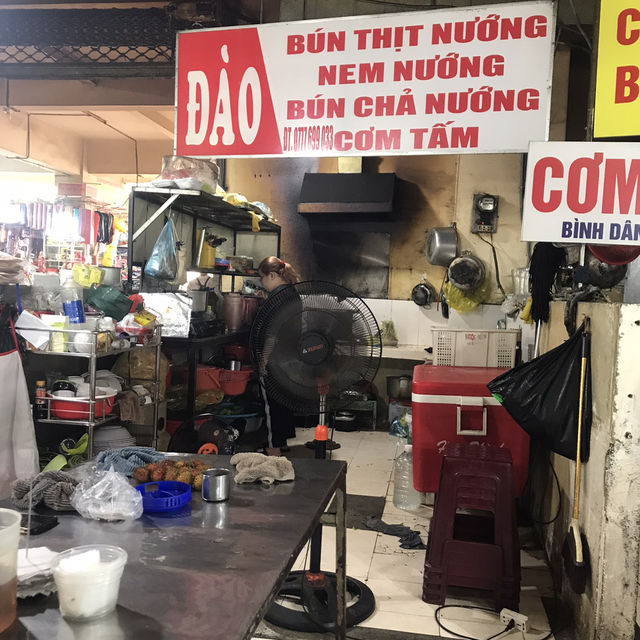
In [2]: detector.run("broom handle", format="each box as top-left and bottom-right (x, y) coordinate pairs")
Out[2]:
(573, 327), (589, 520)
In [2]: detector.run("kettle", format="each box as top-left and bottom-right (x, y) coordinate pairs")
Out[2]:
(224, 294), (260, 332)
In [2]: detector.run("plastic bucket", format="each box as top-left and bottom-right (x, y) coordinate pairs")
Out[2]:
(0, 509), (22, 634)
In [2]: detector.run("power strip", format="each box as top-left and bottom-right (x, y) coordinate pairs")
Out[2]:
(499, 608), (529, 632)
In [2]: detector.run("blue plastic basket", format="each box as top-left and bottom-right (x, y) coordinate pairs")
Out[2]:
(136, 481), (192, 512)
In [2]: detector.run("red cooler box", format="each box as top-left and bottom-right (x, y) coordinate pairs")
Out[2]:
(412, 365), (529, 496)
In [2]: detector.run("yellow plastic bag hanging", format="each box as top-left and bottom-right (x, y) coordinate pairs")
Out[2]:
(72, 264), (104, 288)
(443, 279), (490, 313)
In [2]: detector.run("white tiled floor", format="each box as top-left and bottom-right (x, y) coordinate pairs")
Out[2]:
(283, 428), (556, 639)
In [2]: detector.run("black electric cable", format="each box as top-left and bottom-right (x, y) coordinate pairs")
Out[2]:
(565, 0), (592, 50)
(434, 606), (516, 640)
(355, 0), (454, 7)
(534, 455), (562, 525)
(477, 233), (506, 300)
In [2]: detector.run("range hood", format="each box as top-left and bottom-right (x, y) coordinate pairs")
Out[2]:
(297, 172), (396, 214)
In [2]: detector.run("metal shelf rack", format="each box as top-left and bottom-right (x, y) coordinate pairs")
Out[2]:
(27, 325), (162, 457)
(126, 187), (281, 292)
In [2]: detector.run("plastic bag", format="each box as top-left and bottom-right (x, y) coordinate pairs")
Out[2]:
(390, 412), (413, 442)
(487, 322), (591, 461)
(144, 219), (177, 280)
(152, 155), (219, 192)
(86, 286), (137, 322)
(381, 320), (398, 347)
(0, 251), (33, 285)
(70, 466), (143, 521)
(443, 279), (490, 313)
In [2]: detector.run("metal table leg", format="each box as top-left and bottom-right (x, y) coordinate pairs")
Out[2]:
(187, 343), (197, 420)
(335, 471), (347, 640)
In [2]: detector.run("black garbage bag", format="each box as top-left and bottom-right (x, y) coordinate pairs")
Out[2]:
(487, 323), (591, 462)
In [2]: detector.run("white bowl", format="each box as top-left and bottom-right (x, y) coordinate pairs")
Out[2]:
(53, 390), (75, 398)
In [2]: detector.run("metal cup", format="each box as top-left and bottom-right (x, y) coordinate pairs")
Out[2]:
(202, 468), (231, 502)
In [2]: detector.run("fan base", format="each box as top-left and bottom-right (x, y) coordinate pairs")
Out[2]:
(305, 439), (341, 451)
(264, 570), (375, 632)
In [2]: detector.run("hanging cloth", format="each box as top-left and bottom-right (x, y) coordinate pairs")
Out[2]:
(0, 306), (39, 499)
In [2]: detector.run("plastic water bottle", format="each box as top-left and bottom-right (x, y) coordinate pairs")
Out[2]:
(393, 445), (423, 511)
(62, 288), (85, 324)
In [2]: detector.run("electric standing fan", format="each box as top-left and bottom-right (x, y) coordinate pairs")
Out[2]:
(250, 281), (382, 632)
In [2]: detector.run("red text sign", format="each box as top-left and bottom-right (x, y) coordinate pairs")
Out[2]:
(175, 2), (554, 158)
(522, 142), (640, 245)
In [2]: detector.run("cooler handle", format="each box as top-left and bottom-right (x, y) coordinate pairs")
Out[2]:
(456, 397), (487, 436)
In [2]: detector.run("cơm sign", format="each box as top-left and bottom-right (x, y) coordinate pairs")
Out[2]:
(522, 141), (640, 245)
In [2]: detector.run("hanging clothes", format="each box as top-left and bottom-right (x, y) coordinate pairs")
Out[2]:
(0, 306), (39, 499)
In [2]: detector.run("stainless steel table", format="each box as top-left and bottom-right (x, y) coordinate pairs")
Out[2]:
(11, 457), (348, 640)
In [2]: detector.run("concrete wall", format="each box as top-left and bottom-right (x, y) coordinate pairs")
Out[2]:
(224, 40), (570, 302)
(226, 152), (526, 301)
(536, 302), (640, 640)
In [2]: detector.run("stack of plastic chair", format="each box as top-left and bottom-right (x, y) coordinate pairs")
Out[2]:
(422, 443), (520, 611)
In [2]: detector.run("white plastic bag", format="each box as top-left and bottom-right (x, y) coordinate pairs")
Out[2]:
(71, 467), (143, 521)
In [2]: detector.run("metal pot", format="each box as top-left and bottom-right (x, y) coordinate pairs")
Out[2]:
(101, 267), (121, 288)
(586, 250), (627, 288)
(448, 252), (486, 291)
(387, 375), (412, 399)
(189, 290), (208, 312)
(411, 282), (434, 307)
(425, 225), (458, 267)
(334, 411), (357, 432)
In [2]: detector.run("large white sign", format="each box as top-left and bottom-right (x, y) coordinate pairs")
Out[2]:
(175, 1), (555, 158)
(522, 141), (640, 245)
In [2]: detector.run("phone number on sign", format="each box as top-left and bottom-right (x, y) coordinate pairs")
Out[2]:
(282, 125), (334, 152)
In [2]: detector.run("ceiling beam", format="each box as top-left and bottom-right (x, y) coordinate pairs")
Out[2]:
(137, 109), (174, 139)
(5, 77), (174, 109)
(85, 137), (172, 174)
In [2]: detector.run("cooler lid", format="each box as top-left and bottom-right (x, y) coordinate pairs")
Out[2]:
(412, 364), (505, 397)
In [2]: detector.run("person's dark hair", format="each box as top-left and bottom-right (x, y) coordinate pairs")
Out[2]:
(258, 256), (300, 284)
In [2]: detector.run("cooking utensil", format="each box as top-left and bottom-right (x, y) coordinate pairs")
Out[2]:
(224, 294), (260, 332)
(562, 319), (590, 594)
(387, 375), (412, 399)
(52, 380), (76, 395)
(448, 252), (486, 291)
(586, 250), (627, 288)
(334, 411), (357, 432)
(425, 225), (458, 267)
(587, 244), (640, 266)
(202, 468), (231, 502)
(189, 290), (208, 313)
(440, 289), (449, 319)
(411, 282), (435, 307)
(101, 267), (121, 288)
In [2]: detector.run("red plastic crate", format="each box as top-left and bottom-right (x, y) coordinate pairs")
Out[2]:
(411, 365), (529, 496)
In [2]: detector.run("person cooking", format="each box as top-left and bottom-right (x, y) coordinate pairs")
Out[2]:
(257, 256), (301, 456)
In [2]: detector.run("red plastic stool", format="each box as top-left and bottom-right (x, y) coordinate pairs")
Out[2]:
(422, 443), (520, 611)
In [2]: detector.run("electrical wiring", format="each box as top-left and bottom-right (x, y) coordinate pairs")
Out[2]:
(355, 0), (453, 8)
(534, 454), (562, 525)
(477, 233), (506, 300)
(434, 605), (516, 640)
(565, 0), (592, 51)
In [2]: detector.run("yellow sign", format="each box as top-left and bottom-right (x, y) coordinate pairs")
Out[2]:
(594, 1), (640, 137)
